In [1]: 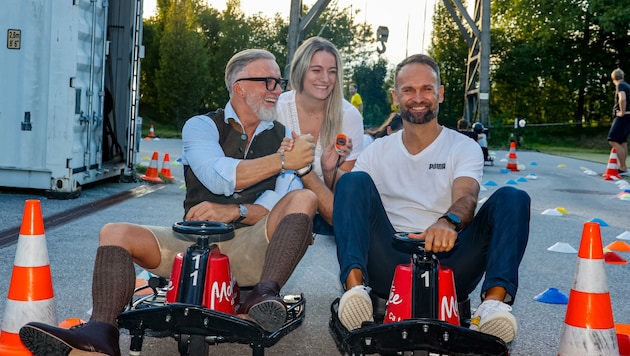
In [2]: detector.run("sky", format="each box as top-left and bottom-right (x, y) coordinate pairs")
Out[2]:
(142, 0), (439, 65)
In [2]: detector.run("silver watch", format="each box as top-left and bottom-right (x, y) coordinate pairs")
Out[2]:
(235, 204), (248, 223)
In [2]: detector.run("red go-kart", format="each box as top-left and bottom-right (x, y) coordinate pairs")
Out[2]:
(117, 221), (305, 356)
(329, 233), (509, 355)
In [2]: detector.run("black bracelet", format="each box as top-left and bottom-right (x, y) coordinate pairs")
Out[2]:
(295, 164), (313, 177)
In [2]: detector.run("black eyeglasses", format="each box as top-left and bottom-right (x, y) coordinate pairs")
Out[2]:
(234, 77), (288, 92)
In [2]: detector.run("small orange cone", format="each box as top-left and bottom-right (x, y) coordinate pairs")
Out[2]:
(0, 200), (57, 355)
(557, 222), (619, 355)
(148, 124), (156, 138)
(58, 317), (85, 329)
(140, 151), (163, 183)
(603, 148), (621, 181)
(160, 153), (175, 181)
(506, 142), (519, 172)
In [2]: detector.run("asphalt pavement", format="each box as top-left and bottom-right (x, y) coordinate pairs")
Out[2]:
(1, 138), (630, 355)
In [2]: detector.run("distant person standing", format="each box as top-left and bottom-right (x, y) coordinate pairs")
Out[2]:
(608, 68), (630, 175)
(349, 83), (363, 116)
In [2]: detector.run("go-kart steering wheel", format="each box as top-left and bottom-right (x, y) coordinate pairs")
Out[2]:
(392, 232), (427, 255)
(172, 221), (235, 248)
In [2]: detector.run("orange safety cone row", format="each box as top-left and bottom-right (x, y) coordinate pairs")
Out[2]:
(0, 200), (57, 355)
(160, 153), (175, 180)
(603, 148), (621, 181)
(557, 222), (619, 355)
(506, 141), (519, 172)
(140, 151), (163, 183)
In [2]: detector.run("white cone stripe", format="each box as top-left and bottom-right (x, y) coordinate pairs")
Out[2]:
(0, 299), (57, 333)
(14, 234), (50, 267)
(558, 324), (619, 355)
(572, 258), (609, 293)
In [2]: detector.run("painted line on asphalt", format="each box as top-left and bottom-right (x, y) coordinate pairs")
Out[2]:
(0, 184), (167, 248)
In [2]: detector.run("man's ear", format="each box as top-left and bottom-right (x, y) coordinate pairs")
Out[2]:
(233, 82), (246, 98)
(391, 88), (399, 106)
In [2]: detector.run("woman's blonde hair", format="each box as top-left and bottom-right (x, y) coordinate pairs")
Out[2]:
(290, 37), (344, 148)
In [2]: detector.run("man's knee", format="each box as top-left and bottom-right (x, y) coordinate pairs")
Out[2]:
(337, 171), (371, 193)
(99, 223), (139, 247)
(492, 186), (531, 208)
(284, 189), (317, 215)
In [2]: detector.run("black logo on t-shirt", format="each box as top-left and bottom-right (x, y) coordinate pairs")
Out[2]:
(429, 163), (446, 170)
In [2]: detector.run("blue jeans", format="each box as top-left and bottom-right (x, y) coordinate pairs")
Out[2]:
(333, 171), (530, 303)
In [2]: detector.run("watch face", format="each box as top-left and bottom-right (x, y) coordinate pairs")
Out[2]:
(239, 204), (248, 217)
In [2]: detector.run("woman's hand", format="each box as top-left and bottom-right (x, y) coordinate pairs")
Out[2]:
(321, 137), (352, 172)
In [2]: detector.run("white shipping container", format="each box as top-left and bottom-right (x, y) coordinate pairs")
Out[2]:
(0, 0), (144, 198)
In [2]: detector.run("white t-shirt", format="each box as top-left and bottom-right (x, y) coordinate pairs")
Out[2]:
(354, 127), (484, 232)
(276, 90), (364, 180)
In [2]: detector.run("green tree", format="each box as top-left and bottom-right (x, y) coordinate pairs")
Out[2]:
(352, 58), (390, 127)
(156, 0), (210, 129)
(140, 0), (385, 130)
(428, 2), (469, 128)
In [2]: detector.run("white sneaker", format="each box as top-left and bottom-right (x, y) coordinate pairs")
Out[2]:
(338, 285), (373, 331)
(469, 300), (517, 343)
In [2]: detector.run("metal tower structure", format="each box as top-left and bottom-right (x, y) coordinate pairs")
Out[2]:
(442, 0), (491, 126)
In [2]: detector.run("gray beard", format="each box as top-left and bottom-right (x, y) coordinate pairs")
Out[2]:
(246, 96), (277, 122)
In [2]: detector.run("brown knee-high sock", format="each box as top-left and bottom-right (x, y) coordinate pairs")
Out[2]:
(89, 245), (136, 326)
(259, 213), (313, 287)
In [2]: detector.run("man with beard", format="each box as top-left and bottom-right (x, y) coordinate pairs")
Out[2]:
(19, 49), (318, 356)
(329, 54), (530, 345)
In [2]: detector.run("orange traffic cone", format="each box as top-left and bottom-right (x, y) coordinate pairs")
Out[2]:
(148, 124), (156, 138)
(557, 222), (619, 355)
(0, 200), (57, 355)
(160, 153), (175, 181)
(603, 148), (621, 181)
(140, 151), (163, 183)
(506, 142), (519, 172)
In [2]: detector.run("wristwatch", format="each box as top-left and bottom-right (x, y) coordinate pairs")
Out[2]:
(439, 213), (462, 232)
(235, 204), (248, 223)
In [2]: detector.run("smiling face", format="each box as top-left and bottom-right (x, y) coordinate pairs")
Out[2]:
(301, 50), (337, 101)
(392, 62), (444, 125)
(235, 58), (282, 121)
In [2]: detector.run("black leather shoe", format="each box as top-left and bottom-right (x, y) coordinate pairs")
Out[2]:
(236, 280), (287, 332)
(19, 321), (120, 356)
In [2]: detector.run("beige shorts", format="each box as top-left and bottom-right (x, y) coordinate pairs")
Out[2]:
(144, 216), (269, 287)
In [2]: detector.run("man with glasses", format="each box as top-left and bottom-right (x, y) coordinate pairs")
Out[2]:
(19, 49), (317, 356)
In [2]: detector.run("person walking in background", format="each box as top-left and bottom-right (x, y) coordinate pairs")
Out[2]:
(608, 68), (630, 175)
(349, 83), (363, 116)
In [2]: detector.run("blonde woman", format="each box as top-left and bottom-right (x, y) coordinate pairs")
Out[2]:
(277, 37), (363, 233)
(277, 36), (363, 181)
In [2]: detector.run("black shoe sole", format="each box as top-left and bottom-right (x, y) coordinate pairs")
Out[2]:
(247, 299), (287, 332)
(19, 325), (72, 356)
(19, 326), (110, 356)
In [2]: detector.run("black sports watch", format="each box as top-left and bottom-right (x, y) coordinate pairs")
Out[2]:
(439, 213), (462, 232)
(234, 204), (248, 223)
